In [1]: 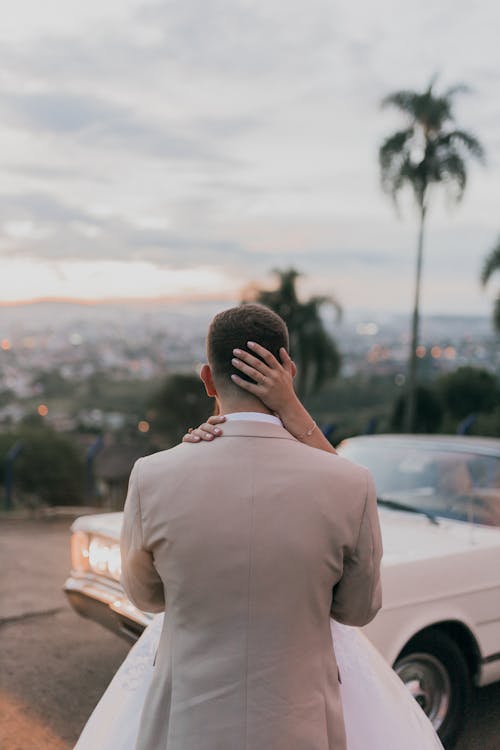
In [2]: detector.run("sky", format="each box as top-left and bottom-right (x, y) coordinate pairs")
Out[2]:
(1, 0), (499, 314)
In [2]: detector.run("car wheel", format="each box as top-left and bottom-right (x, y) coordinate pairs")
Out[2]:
(393, 630), (472, 748)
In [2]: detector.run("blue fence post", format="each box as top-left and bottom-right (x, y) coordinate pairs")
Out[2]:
(86, 435), (104, 501)
(4, 440), (24, 511)
(457, 414), (476, 435)
(321, 423), (336, 441)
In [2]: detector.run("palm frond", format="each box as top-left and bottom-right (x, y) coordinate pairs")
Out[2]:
(309, 294), (343, 323)
(421, 95), (453, 129)
(493, 294), (500, 332)
(436, 149), (467, 201)
(379, 129), (414, 201)
(481, 238), (500, 285)
(436, 130), (485, 162)
(442, 82), (472, 99)
(382, 87), (453, 129)
(379, 129), (414, 165)
(381, 91), (419, 116)
(426, 73), (440, 93)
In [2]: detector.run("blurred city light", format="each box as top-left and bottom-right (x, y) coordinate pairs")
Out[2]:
(138, 420), (150, 433)
(356, 322), (379, 336)
(37, 404), (49, 417)
(69, 333), (83, 346)
(444, 346), (456, 360)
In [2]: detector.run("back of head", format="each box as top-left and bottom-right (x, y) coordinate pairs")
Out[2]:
(207, 304), (289, 395)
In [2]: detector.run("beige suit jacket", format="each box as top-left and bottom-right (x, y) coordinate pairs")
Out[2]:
(120, 420), (383, 750)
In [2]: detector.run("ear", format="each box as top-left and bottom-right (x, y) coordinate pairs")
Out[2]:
(200, 364), (217, 397)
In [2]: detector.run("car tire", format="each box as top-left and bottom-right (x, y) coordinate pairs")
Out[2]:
(393, 629), (472, 749)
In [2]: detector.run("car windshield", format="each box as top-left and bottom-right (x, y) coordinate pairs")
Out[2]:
(337, 440), (500, 527)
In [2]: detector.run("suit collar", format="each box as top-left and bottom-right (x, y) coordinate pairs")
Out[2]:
(219, 419), (298, 441)
(224, 411), (282, 426)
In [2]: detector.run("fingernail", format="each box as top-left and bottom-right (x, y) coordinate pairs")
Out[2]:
(230, 374), (237, 380)
(231, 358), (237, 364)
(214, 428), (221, 434)
(233, 348), (241, 355)
(247, 341), (255, 347)
(204, 434), (212, 440)
(193, 436), (200, 441)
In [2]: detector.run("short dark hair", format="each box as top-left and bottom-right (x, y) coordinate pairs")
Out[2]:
(207, 304), (289, 389)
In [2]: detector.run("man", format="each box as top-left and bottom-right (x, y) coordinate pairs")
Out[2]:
(120, 303), (383, 750)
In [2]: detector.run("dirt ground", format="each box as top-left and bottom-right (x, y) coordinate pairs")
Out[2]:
(0, 517), (498, 749)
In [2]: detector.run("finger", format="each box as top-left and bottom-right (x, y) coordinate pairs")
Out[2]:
(182, 432), (201, 442)
(193, 423), (223, 440)
(232, 357), (266, 383)
(232, 348), (272, 375)
(207, 415), (226, 425)
(246, 341), (279, 368)
(279, 347), (294, 374)
(191, 428), (214, 440)
(230, 373), (261, 395)
(200, 421), (223, 434)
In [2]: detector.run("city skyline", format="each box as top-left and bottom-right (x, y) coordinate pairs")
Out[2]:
(1, 1), (499, 314)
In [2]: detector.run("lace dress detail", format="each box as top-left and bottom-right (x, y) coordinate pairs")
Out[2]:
(118, 615), (162, 692)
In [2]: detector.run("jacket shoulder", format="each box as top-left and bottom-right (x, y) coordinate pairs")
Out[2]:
(135, 442), (188, 472)
(293, 441), (367, 475)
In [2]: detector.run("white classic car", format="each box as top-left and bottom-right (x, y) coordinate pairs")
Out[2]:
(64, 434), (500, 748)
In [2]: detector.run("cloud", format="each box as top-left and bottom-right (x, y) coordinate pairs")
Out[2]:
(0, 91), (237, 163)
(0, 190), (248, 266)
(0, 0), (498, 314)
(1, 92), (122, 133)
(6, 163), (99, 182)
(137, 0), (335, 76)
(0, 192), (89, 223)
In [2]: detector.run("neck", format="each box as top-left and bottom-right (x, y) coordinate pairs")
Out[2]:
(216, 395), (273, 416)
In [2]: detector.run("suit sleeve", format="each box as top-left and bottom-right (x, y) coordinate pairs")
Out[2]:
(330, 469), (383, 626)
(120, 459), (166, 613)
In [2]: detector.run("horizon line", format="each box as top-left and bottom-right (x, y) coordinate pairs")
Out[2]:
(0, 295), (491, 319)
(0, 292), (239, 308)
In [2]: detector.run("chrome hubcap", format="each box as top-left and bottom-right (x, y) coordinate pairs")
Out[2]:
(394, 652), (451, 730)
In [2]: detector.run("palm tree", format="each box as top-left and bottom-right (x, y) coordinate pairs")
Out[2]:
(481, 236), (500, 331)
(379, 77), (485, 431)
(242, 268), (342, 398)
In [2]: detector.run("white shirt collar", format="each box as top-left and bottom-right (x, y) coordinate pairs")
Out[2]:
(224, 411), (282, 426)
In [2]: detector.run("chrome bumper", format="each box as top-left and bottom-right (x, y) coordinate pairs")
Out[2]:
(64, 573), (154, 641)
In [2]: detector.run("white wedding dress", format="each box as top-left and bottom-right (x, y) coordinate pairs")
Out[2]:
(75, 614), (443, 749)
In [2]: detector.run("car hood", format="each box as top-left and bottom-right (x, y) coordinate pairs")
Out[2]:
(72, 507), (500, 565)
(377, 506), (500, 564)
(72, 512), (124, 539)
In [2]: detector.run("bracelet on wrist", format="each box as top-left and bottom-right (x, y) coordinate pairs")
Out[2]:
(294, 419), (317, 441)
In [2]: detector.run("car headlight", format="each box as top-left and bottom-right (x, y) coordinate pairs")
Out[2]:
(71, 530), (90, 573)
(71, 531), (122, 582)
(88, 536), (122, 582)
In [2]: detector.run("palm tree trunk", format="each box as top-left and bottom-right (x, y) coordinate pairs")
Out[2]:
(404, 204), (427, 432)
